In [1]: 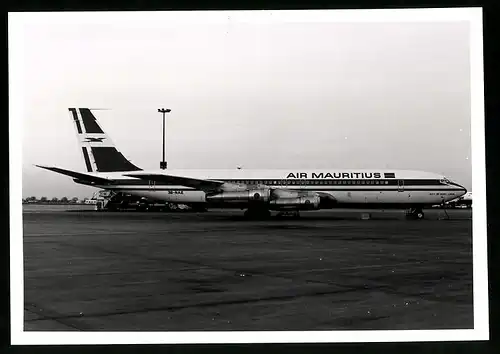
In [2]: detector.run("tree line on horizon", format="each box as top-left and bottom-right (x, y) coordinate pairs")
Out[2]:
(22, 196), (90, 204)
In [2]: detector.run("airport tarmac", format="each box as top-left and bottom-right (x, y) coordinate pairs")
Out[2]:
(22, 207), (473, 331)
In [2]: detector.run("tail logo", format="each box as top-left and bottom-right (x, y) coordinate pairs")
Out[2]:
(84, 137), (105, 143)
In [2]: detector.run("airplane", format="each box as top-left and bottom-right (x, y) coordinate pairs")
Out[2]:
(36, 108), (468, 219)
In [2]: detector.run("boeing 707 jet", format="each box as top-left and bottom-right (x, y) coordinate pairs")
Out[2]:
(36, 108), (467, 219)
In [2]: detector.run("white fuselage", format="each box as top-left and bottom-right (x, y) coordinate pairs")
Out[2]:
(81, 169), (467, 208)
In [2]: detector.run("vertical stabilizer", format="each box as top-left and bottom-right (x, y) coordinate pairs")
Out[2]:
(68, 108), (141, 172)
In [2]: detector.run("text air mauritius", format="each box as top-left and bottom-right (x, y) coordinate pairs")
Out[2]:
(287, 172), (390, 179)
(36, 108), (467, 219)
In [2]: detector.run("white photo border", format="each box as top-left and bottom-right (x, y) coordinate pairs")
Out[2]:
(9, 7), (487, 345)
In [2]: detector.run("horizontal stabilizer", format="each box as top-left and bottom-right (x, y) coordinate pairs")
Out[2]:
(124, 172), (225, 191)
(35, 165), (110, 184)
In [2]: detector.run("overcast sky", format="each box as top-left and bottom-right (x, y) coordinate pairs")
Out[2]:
(14, 12), (472, 198)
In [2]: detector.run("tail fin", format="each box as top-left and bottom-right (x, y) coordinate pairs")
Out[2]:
(68, 108), (141, 172)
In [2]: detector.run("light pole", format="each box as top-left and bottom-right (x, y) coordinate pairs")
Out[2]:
(158, 108), (171, 169)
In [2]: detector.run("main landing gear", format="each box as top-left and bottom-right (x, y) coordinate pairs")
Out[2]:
(192, 205), (208, 213)
(243, 209), (302, 219)
(405, 207), (425, 220)
(243, 208), (271, 220)
(276, 210), (301, 219)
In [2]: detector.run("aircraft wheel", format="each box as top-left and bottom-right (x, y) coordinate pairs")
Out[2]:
(405, 208), (424, 220)
(244, 208), (270, 220)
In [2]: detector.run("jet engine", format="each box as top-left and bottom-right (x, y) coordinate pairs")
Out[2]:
(271, 189), (301, 199)
(206, 188), (271, 203)
(269, 195), (321, 210)
(206, 187), (324, 211)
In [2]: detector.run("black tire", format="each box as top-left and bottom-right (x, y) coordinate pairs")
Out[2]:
(244, 208), (270, 220)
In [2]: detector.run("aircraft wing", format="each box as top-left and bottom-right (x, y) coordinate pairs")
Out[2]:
(124, 172), (225, 191)
(35, 165), (111, 184)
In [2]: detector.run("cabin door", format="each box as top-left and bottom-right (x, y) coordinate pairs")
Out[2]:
(148, 180), (156, 190)
(397, 179), (404, 192)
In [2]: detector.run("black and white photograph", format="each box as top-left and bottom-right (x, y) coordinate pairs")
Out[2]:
(9, 8), (487, 344)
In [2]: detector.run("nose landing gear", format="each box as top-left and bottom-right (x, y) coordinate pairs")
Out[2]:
(440, 200), (450, 220)
(405, 207), (425, 220)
